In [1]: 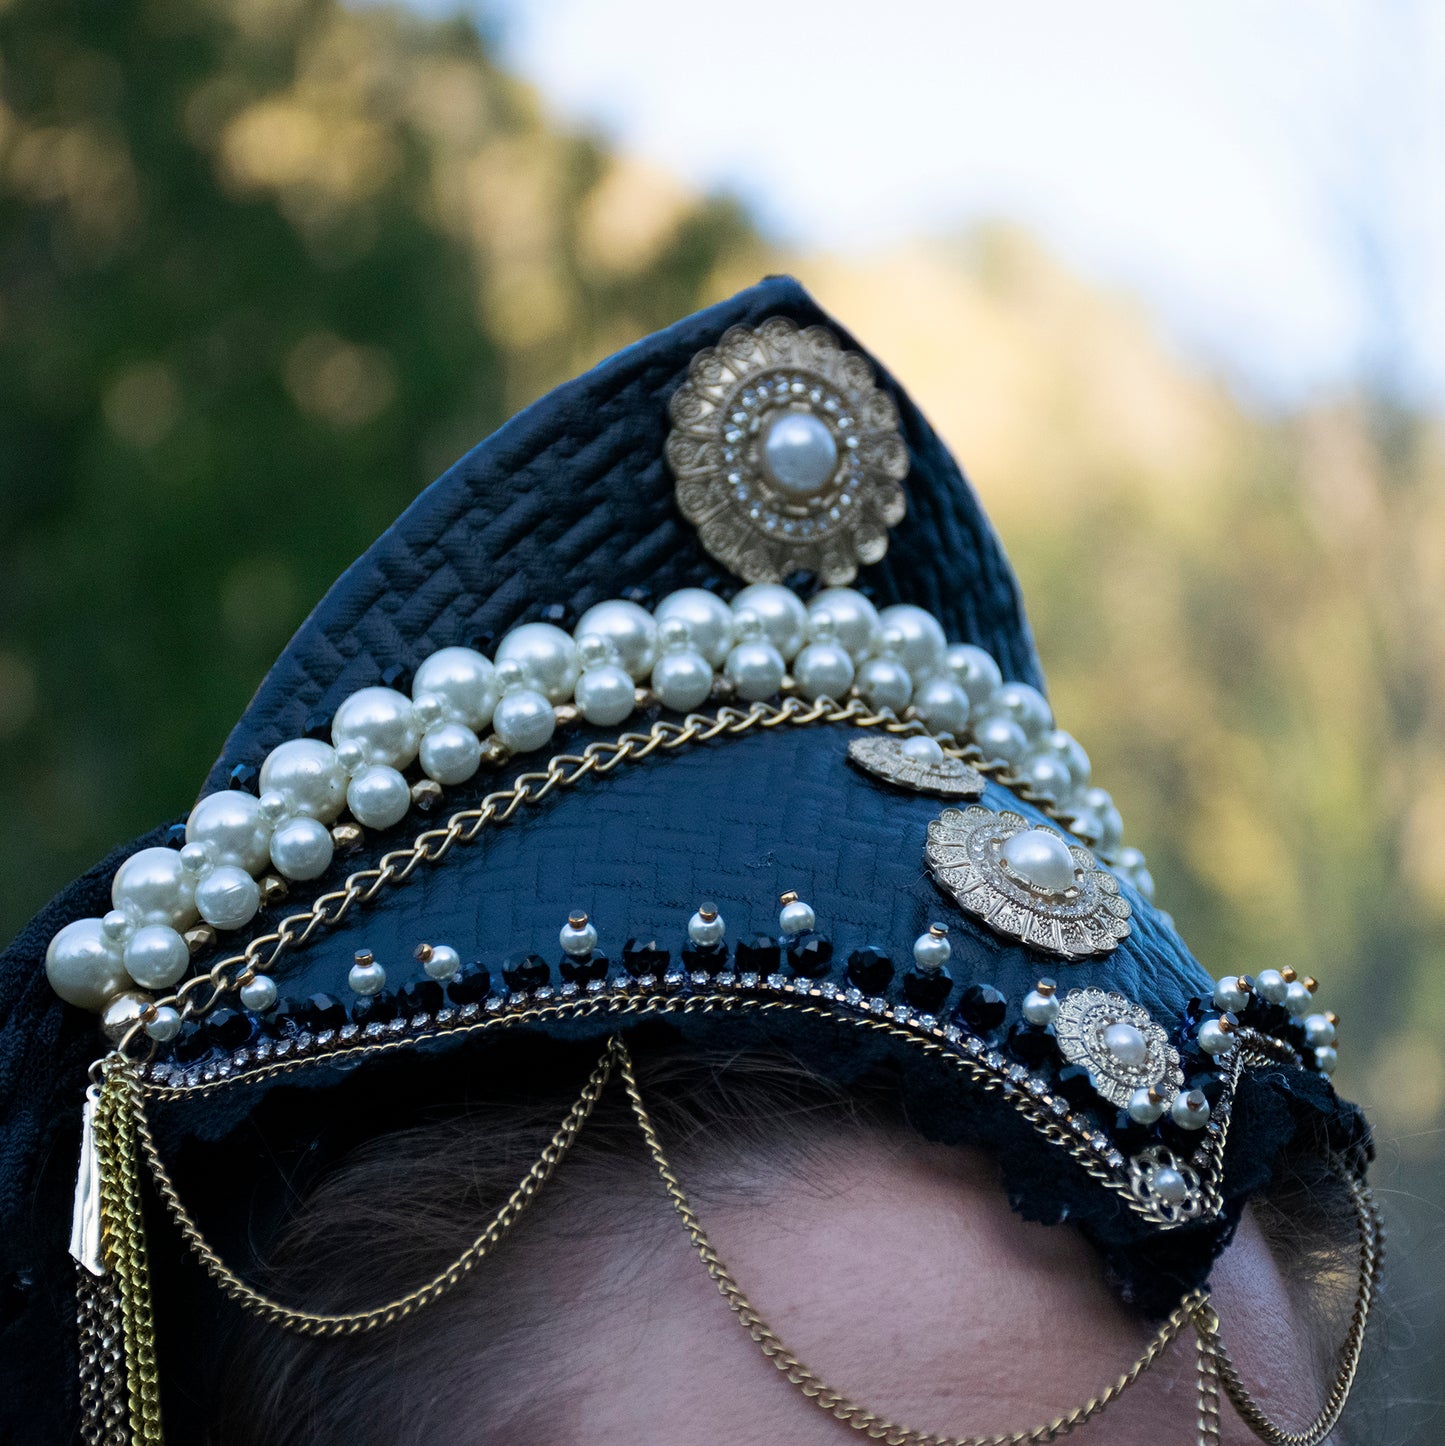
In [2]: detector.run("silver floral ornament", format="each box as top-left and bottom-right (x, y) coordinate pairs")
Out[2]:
(666, 317), (909, 584)
(1127, 1145), (1205, 1226)
(848, 734), (985, 798)
(924, 806), (1131, 959)
(1054, 987), (1182, 1109)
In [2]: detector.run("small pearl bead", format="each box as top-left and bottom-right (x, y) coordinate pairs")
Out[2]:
(1213, 976), (1250, 1013)
(123, 925), (190, 989)
(724, 639), (785, 702)
(1022, 984), (1060, 1026)
(100, 990), (152, 1045)
(1171, 1089), (1211, 1130)
(688, 906), (725, 946)
(1303, 1013), (1336, 1048)
(731, 585), (808, 661)
(419, 722), (483, 786)
(760, 409), (838, 496)
(899, 735), (945, 764)
(1081, 787), (1123, 854)
(1151, 1166), (1190, 1205)
(1314, 1045), (1338, 1075)
(1197, 1019), (1237, 1057)
(1127, 1087), (1167, 1124)
(559, 918), (598, 957)
(194, 864), (262, 931)
(911, 677), (969, 736)
(1113, 847), (1156, 903)
(1284, 980), (1313, 1017)
(656, 616), (691, 651)
(574, 664), (636, 726)
(945, 644), (1002, 710)
(809, 588), (880, 660)
(412, 646), (499, 731)
(732, 608), (765, 643)
(792, 641), (854, 701)
(185, 790), (273, 874)
(492, 688), (556, 752)
(178, 841), (213, 876)
(46, 918), (129, 1010)
(912, 927), (951, 972)
(144, 1004), (183, 1042)
(574, 600), (658, 681)
(574, 632), (615, 669)
(807, 610), (837, 643)
(257, 790), (288, 825)
(239, 973), (279, 1012)
(112, 847), (198, 930)
(1254, 969), (1288, 1005)
(1047, 730), (1091, 793)
(411, 691), (446, 731)
(421, 943), (461, 980)
(348, 956), (387, 996)
(495, 623), (580, 704)
(876, 605), (946, 678)
(854, 656), (913, 713)
(101, 909), (134, 944)
(347, 764), (412, 830)
(655, 589), (734, 667)
(652, 649), (714, 711)
(268, 815), (334, 881)
(1019, 750), (1072, 804)
(972, 713), (1029, 767)
(990, 682), (1053, 742)
(1102, 1021), (1149, 1068)
(331, 687), (421, 770)
(779, 898), (815, 935)
(260, 739), (349, 824)
(334, 738), (366, 774)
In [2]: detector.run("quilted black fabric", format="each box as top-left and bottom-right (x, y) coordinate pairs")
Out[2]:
(0, 276), (1365, 1444)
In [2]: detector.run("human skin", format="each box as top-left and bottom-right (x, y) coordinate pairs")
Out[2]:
(532, 1133), (1325, 1446)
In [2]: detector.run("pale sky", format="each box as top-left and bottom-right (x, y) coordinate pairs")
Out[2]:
(428, 0), (1445, 407)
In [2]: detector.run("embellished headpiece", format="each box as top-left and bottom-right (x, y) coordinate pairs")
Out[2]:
(1, 278), (1377, 1444)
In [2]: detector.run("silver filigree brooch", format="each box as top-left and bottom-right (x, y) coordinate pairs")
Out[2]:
(848, 734), (985, 798)
(665, 317), (909, 584)
(1054, 987), (1183, 1108)
(924, 806), (1131, 959)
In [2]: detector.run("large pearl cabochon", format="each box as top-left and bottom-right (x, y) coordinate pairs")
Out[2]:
(999, 828), (1077, 894)
(760, 411), (838, 497)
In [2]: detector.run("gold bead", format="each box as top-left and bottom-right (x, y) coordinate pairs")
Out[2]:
(568, 911), (589, 928)
(331, 821), (364, 852)
(258, 874), (288, 907)
(1035, 979), (1058, 998)
(481, 736), (510, 766)
(184, 923), (217, 957)
(414, 942), (434, 964)
(1281, 966), (1298, 984)
(410, 779), (443, 812)
(779, 891), (799, 906)
(554, 704), (579, 726)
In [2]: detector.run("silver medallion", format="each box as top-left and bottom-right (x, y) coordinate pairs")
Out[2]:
(1054, 986), (1182, 1108)
(1128, 1145), (1205, 1226)
(848, 734), (986, 798)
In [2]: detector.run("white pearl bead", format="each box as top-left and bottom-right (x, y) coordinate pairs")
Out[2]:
(575, 632), (615, 669)
(779, 899), (815, 935)
(422, 944), (462, 980)
(688, 907), (725, 946)
(495, 623), (580, 704)
(732, 608), (765, 643)
(239, 973), (279, 1012)
(1127, 1087), (1167, 1124)
(574, 664), (636, 726)
(259, 739), (349, 824)
(1285, 980), (1313, 1017)
(1171, 1089), (1211, 1129)
(990, 682), (1053, 742)
(492, 688), (556, 752)
(411, 692), (445, 731)
(331, 687), (421, 770)
(1254, 969), (1288, 1005)
(1151, 1166), (1190, 1205)
(333, 741), (365, 783)
(1102, 1021), (1149, 1068)
(900, 735), (945, 764)
(46, 918), (130, 1010)
(1314, 1045), (1338, 1075)
(724, 639), (785, 702)
(1197, 1019), (1237, 1057)
(101, 909), (134, 944)
(999, 828), (1077, 894)
(760, 409), (838, 496)
(268, 815), (334, 881)
(655, 616), (691, 651)
(413, 646), (499, 730)
(1019, 750), (1072, 803)
(912, 928), (951, 971)
(792, 641), (854, 701)
(972, 713), (1029, 767)
(945, 644), (1002, 710)
(257, 790), (288, 825)
(348, 957), (387, 996)
(1113, 847), (1156, 903)
(655, 589), (734, 667)
(1081, 787), (1123, 854)
(122, 924), (190, 989)
(347, 764), (412, 830)
(1303, 1013), (1336, 1048)
(1022, 986), (1060, 1026)
(574, 600), (658, 681)
(144, 1004), (182, 1042)
(419, 722), (483, 786)
(911, 677), (969, 736)
(185, 791), (272, 875)
(876, 605), (946, 678)
(731, 585), (808, 661)
(854, 656), (913, 713)
(560, 919), (598, 957)
(112, 847), (198, 930)
(194, 864), (262, 930)
(651, 649), (714, 711)
(100, 990), (152, 1045)
(809, 588), (880, 660)
(178, 842), (212, 876)
(1047, 731), (1091, 793)
(1213, 976), (1250, 1013)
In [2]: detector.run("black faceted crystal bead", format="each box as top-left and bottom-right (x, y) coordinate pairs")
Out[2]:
(302, 993), (347, 1032)
(954, 984), (1008, 1035)
(846, 947), (894, 995)
(268, 997), (307, 1038)
(205, 1008), (257, 1052)
(1181, 996), (1213, 1032)
(350, 990), (397, 1027)
(380, 663), (413, 693)
(682, 940), (729, 974)
(399, 979), (445, 1016)
(902, 965), (952, 1015)
(171, 1023), (210, 1064)
(228, 763), (259, 793)
(734, 934), (781, 974)
(1006, 1021), (1057, 1066)
(785, 932), (833, 979)
(560, 950), (609, 986)
(446, 965), (492, 1006)
(502, 952), (550, 992)
(622, 939), (668, 979)
(1055, 1062), (1097, 1106)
